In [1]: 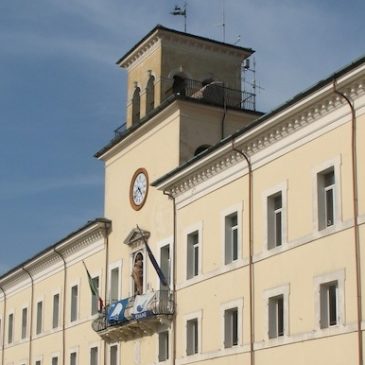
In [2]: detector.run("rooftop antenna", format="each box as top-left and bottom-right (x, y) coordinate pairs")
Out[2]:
(242, 57), (264, 111)
(171, 1), (187, 32)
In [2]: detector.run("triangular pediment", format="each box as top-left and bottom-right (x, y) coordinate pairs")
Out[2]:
(123, 227), (150, 246)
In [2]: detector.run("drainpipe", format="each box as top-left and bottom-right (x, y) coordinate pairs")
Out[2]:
(163, 190), (177, 365)
(232, 141), (255, 365)
(22, 267), (34, 365)
(0, 286), (6, 365)
(220, 88), (228, 140)
(333, 80), (362, 365)
(103, 221), (110, 365)
(53, 248), (67, 365)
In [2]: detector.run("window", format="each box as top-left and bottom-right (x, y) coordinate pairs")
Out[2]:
(132, 86), (141, 125)
(110, 267), (119, 303)
(52, 357), (58, 365)
(158, 331), (169, 362)
(71, 285), (78, 322)
(70, 352), (77, 365)
(35, 361), (41, 365)
(8, 313), (13, 344)
(90, 347), (98, 365)
(268, 295), (284, 338)
(160, 244), (170, 290)
(225, 212), (238, 264)
(224, 308), (238, 348)
(187, 231), (199, 279)
(21, 307), (27, 339)
(110, 345), (118, 365)
(264, 284), (289, 340)
(267, 192), (282, 249)
(91, 277), (100, 315)
(320, 281), (338, 328)
(36, 301), (43, 335)
(314, 270), (344, 331)
(53, 293), (60, 328)
(318, 168), (335, 230)
(186, 318), (198, 355)
(146, 74), (155, 114)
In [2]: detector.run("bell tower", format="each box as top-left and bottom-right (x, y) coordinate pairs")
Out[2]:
(117, 25), (255, 128)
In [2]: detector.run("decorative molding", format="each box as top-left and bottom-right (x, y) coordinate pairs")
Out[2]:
(165, 79), (365, 199)
(120, 29), (250, 69)
(0, 224), (107, 296)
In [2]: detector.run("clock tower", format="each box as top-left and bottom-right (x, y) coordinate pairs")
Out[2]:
(94, 24), (262, 362)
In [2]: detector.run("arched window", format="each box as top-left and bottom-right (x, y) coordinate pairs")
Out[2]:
(172, 75), (186, 96)
(132, 86), (141, 125)
(146, 75), (155, 114)
(132, 252), (144, 295)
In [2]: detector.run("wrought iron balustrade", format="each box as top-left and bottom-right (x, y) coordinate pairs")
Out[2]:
(92, 290), (174, 342)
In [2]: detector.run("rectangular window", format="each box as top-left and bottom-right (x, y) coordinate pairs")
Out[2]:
(268, 295), (284, 338)
(70, 352), (77, 365)
(35, 361), (41, 365)
(318, 168), (335, 230)
(160, 244), (170, 289)
(71, 285), (78, 322)
(267, 192), (283, 249)
(186, 318), (198, 355)
(52, 357), (58, 365)
(110, 267), (119, 303)
(90, 347), (98, 365)
(187, 231), (199, 279)
(320, 281), (338, 328)
(53, 293), (60, 328)
(8, 313), (13, 344)
(224, 308), (238, 348)
(36, 301), (43, 335)
(91, 277), (100, 315)
(225, 212), (238, 264)
(110, 345), (118, 365)
(21, 307), (27, 339)
(158, 331), (169, 362)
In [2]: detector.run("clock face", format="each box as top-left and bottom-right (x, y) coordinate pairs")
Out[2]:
(130, 168), (148, 210)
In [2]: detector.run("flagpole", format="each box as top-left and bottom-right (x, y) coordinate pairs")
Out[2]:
(136, 225), (169, 289)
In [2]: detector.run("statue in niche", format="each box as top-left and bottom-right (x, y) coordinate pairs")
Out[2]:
(132, 252), (144, 295)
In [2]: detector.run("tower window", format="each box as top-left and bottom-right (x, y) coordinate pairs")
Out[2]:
(173, 75), (186, 96)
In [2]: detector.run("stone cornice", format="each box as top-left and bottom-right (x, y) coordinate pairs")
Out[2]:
(119, 26), (252, 69)
(164, 77), (364, 198)
(0, 220), (110, 294)
(120, 34), (160, 69)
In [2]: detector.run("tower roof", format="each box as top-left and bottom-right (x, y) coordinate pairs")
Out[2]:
(116, 24), (254, 69)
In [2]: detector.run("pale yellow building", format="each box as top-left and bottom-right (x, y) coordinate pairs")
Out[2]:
(1, 25), (365, 365)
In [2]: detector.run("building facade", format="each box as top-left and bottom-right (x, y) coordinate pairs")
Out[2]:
(1, 25), (365, 365)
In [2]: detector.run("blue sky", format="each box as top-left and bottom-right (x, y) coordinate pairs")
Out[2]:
(1, 0), (364, 274)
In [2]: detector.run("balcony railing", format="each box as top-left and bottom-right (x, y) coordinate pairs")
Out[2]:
(162, 77), (256, 111)
(114, 77), (256, 138)
(92, 290), (174, 342)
